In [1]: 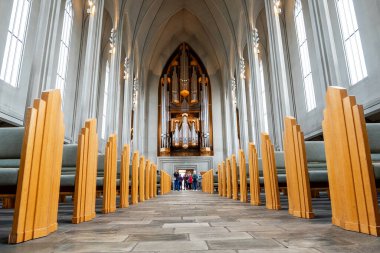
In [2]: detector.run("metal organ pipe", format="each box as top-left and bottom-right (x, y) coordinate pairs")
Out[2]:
(191, 66), (198, 103)
(172, 67), (179, 103)
(161, 75), (170, 150)
(200, 74), (210, 149)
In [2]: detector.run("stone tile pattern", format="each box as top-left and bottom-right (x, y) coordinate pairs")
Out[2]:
(0, 192), (379, 252)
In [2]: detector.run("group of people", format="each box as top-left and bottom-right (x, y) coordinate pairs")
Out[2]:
(173, 170), (201, 191)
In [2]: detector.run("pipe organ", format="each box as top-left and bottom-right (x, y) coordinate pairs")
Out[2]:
(159, 43), (212, 156)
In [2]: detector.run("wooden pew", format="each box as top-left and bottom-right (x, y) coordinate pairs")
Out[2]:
(149, 163), (155, 198)
(153, 164), (158, 197)
(102, 134), (117, 214)
(248, 143), (261, 205)
(231, 155), (238, 200)
(283, 117), (314, 219)
(218, 164), (222, 196)
(226, 158), (232, 198)
(0, 127), (24, 208)
(261, 133), (281, 210)
(7, 90), (65, 244)
(322, 86), (380, 236)
(145, 160), (151, 200)
(139, 156), (145, 202)
(72, 119), (98, 223)
(238, 150), (248, 203)
(120, 144), (130, 208)
(209, 169), (214, 194)
(131, 151), (139, 204)
(160, 170), (171, 195)
(222, 161), (227, 197)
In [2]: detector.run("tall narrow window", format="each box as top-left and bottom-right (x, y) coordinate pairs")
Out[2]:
(0, 0), (32, 87)
(259, 58), (269, 133)
(56, 0), (73, 102)
(294, 0), (316, 112)
(336, 0), (367, 85)
(101, 61), (110, 139)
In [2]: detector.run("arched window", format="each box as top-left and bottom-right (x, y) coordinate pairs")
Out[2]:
(335, 0), (367, 85)
(294, 0), (316, 112)
(56, 0), (73, 102)
(101, 61), (110, 140)
(259, 57), (269, 133)
(0, 0), (32, 87)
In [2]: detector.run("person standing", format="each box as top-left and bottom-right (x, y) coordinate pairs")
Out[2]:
(173, 170), (180, 191)
(192, 173), (198, 190)
(179, 174), (183, 190)
(184, 174), (189, 190)
(188, 173), (193, 190)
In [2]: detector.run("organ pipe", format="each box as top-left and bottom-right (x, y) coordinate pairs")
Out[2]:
(191, 66), (198, 103)
(172, 67), (179, 104)
(200, 74), (210, 149)
(161, 75), (170, 151)
(180, 43), (189, 97)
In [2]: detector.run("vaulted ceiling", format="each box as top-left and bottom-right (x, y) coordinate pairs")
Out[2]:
(121, 0), (262, 82)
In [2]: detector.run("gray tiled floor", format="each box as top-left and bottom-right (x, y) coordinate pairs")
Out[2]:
(0, 191), (379, 252)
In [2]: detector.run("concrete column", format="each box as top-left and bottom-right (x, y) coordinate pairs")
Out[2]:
(228, 78), (240, 158)
(25, 0), (62, 109)
(307, 0), (341, 88)
(75, 0), (104, 135)
(264, 0), (293, 149)
(237, 58), (250, 155)
(121, 57), (132, 147)
(246, 29), (262, 150)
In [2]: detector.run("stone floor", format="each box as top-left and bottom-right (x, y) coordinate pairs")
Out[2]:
(0, 191), (380, 252)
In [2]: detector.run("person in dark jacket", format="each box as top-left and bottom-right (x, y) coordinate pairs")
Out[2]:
(173, 170), (180, 191)
(192, 173), (198, 190)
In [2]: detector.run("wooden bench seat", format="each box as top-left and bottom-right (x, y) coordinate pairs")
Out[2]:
(0, 127), (24, 195)
(305, 141), (328, 189)
(366, 123), (380, 188)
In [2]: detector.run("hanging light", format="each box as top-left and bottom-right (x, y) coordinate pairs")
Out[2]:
(87, 0), (95, 15)
(252, 28), (260, 54)
(274, 0), (282, 15)
(109, 28), (116, 54)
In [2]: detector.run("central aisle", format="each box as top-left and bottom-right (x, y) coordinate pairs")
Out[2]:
(1, 191), (380, 252)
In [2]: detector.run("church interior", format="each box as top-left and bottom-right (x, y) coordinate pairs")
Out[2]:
(0, 0), (380, 252)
